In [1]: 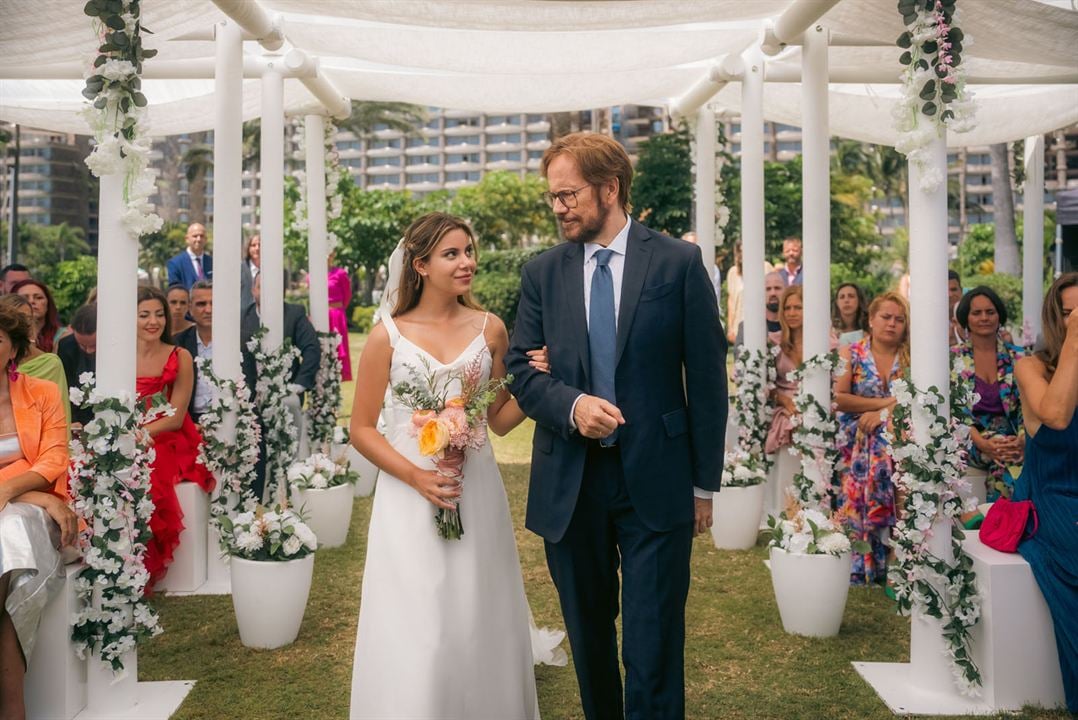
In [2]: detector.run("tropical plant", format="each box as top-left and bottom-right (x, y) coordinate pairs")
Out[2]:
(450, 172), (556, 249)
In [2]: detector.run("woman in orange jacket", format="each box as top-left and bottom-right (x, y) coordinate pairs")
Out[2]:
(0, 303), (77, 718)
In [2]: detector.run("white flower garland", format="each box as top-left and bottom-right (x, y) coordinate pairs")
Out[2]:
(290, 117), (344, 251)
(787, 351), (846, 509)
(305, 332), (343, 452)
(886, 378), (982, 695)
(686, 112), (732, 246)
(247, 327), (301, 505)
(80, 0), (162, 237)
(194, 359), (260, 552)
(67, 374), (170, 672)
(893, 0), (976, 193)
(721, 346), (775, 487)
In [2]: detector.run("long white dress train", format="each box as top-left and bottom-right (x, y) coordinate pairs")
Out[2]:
(349, 314), (554, 720)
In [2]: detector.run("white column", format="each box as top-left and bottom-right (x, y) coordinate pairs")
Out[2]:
(1023, 134), (1045, 344)
(694, 106), (717, 274)
(907, 133), (956, 695)
(86, 171), (139, 712)
(800, 23), (831, 489)
(740, 49), (766, 353)
(306, 113), (330, 334)
(212, 19), (243, 381)
(260, 63), (284, 348)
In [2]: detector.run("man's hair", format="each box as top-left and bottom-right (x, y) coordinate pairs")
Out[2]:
(0, 263), (29, 280)
(70, 303), (97, 334)
(782, 237), (802, 246)
(190, 279), (213, 293)
(948, 269), (961, 285)
(540, 132), (634, 213)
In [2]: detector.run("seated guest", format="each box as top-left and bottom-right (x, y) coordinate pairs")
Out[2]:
(834, 291), (910, 586)
(173, 280), (214, 425)
(831, 282), (868, 346)
(11, 280), (64, 353)
(0, 295), (71, 426)
(948, 269), (967, 347)
(952, 286), (1024, 500)
(134, 286), (214, 592)
(1012, 272), (1078, 713)
(57, 304), (96, 428)
(0, 304), (77, 718)
(766, 286), (804, 454)
(167, 284), (194, 337)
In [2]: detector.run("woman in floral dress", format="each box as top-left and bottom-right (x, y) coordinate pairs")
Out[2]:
(834, 292), (909, 585)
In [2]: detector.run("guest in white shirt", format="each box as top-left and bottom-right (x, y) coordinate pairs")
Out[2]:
(172, 280), (215, 424)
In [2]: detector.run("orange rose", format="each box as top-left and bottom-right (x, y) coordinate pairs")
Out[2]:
(445, 396), (466, 409)
(418, 419), (451, 457)
(412, 409), (437, 428)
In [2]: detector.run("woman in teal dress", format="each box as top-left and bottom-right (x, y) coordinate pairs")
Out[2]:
(951, 286), (1024, 501)
(834, 291), (910, 585)
(1013, 272), (1078, 712)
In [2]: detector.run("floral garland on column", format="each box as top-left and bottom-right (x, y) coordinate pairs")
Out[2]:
(305, 331), (343, 451)
(721, 346), (776, 487)
(67, 376), (170, 672)
(893, 0), (976, 193)
(80, 0), (163, 236)
(290, 117), (345, 251)
(886, 378), (982, 694)
(686, 112), (732, 246)
(247, 327), (302, 505)
(194, 360), (260, 550)
(787, 351), (846, 508)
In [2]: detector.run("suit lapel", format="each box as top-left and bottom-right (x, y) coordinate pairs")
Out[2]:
(561, 244), (590, 386)
(615, 222), (652, 366)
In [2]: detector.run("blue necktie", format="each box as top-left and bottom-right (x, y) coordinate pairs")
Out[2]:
(589, 249), (617, 446)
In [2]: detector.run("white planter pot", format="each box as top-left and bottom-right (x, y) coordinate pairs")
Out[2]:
(711, 484), (766, 550)
(293, 483), (353, 548)
(769, 547), (851, 637)
(230, 554), (315, 649)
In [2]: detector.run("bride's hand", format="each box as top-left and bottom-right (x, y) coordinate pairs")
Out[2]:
(407, 467), (462, 511)
(527, 346), (550, 374)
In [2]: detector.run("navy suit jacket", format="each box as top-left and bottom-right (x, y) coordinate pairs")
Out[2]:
(506, 220), (728, 542)
(167, 251), (213, 290)
(172, 326), (201, 417)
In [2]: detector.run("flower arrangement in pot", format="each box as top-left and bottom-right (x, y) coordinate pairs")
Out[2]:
(219, 505), (318, 649)
(711, 448), (768, 550)
(332, 426), (379, 498)
(287, 451), (359, 548)
(766, 499), (866, 638)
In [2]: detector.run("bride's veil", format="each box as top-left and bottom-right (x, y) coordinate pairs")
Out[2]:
(376, 237), (406, 326)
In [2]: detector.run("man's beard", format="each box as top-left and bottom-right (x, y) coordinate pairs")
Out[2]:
(766, 301), (780, 313)
(561, 201), (610, 245)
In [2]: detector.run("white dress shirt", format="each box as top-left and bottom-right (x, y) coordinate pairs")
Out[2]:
(187, 248), (207, 279)
(192, 331), (215, 414)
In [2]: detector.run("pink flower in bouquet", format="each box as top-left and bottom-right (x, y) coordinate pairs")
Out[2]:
(440, 406), (470, 448)
(412, 409), (437, 429)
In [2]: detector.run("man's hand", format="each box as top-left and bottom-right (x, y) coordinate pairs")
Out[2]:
(694, 497), (713, 536)
(572, 395), (625, 439)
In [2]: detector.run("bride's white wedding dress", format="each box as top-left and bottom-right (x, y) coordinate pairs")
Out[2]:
(349, 313), (561, 720)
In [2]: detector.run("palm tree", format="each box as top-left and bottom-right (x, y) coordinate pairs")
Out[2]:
(990, 142), (1019, 275)
(336, 101), (427, 139)
(182, 132), (213, 223)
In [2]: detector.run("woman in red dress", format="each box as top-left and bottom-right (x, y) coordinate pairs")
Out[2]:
(134, 286), (214, 592)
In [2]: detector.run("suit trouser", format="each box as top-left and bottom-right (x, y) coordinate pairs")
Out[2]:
(544, 443), (693, 720)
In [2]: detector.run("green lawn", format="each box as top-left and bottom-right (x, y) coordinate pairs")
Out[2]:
(136, 333), (1069, 719)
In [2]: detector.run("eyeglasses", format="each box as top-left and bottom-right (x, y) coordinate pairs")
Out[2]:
(542, 184), (591, 209)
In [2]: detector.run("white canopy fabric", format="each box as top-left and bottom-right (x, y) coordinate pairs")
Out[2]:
(1, 0), (1076, 144)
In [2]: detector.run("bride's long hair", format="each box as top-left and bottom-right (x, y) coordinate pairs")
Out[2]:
(392, 212), (485, 317)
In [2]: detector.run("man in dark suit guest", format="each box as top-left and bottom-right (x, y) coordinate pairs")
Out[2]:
(0, 263), (31, 294)
(506, 132), (727, 720)
(57, 303), (97, 428)
(166, 223), (213, 290)
(172, 280), (214, 424)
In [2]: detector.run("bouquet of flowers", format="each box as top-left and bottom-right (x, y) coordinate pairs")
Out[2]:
(287, 451), (359, 491)
(392, 353), (510, 540)
(218, 505), (318, 562)
(767, 497), (868, 557)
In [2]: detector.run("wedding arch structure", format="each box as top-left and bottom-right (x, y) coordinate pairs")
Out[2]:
(2, 1), (1077, 717)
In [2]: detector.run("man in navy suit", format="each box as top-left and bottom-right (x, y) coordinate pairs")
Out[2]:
(166, 223), (213, 289)
(506, 133), (727, 720)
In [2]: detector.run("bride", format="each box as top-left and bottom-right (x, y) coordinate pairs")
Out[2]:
(348, 212), (561, 719)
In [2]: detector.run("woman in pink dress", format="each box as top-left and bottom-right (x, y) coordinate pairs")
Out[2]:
(327, 256), (353, 380)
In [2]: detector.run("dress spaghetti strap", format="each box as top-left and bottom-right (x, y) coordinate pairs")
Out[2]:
(481, 311), (490, 333)
(380, 313), (401, 347)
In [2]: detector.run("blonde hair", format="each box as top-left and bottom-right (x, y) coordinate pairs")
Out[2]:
(778, 285), (803, 360)
(392, 212), (484, 317)
(540, 132), (634, 213)
(867, 291), (911, 375)
(1036, 272), (1078, 375)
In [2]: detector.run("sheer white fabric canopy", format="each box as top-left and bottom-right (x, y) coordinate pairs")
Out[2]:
(1, 0), (1076, 143)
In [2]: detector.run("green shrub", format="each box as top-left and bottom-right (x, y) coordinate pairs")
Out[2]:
(42, 256), (98, 322)
(473, 272), (523, 333)
(478, 245), (550, 275)
(351, 305), (378, 333)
